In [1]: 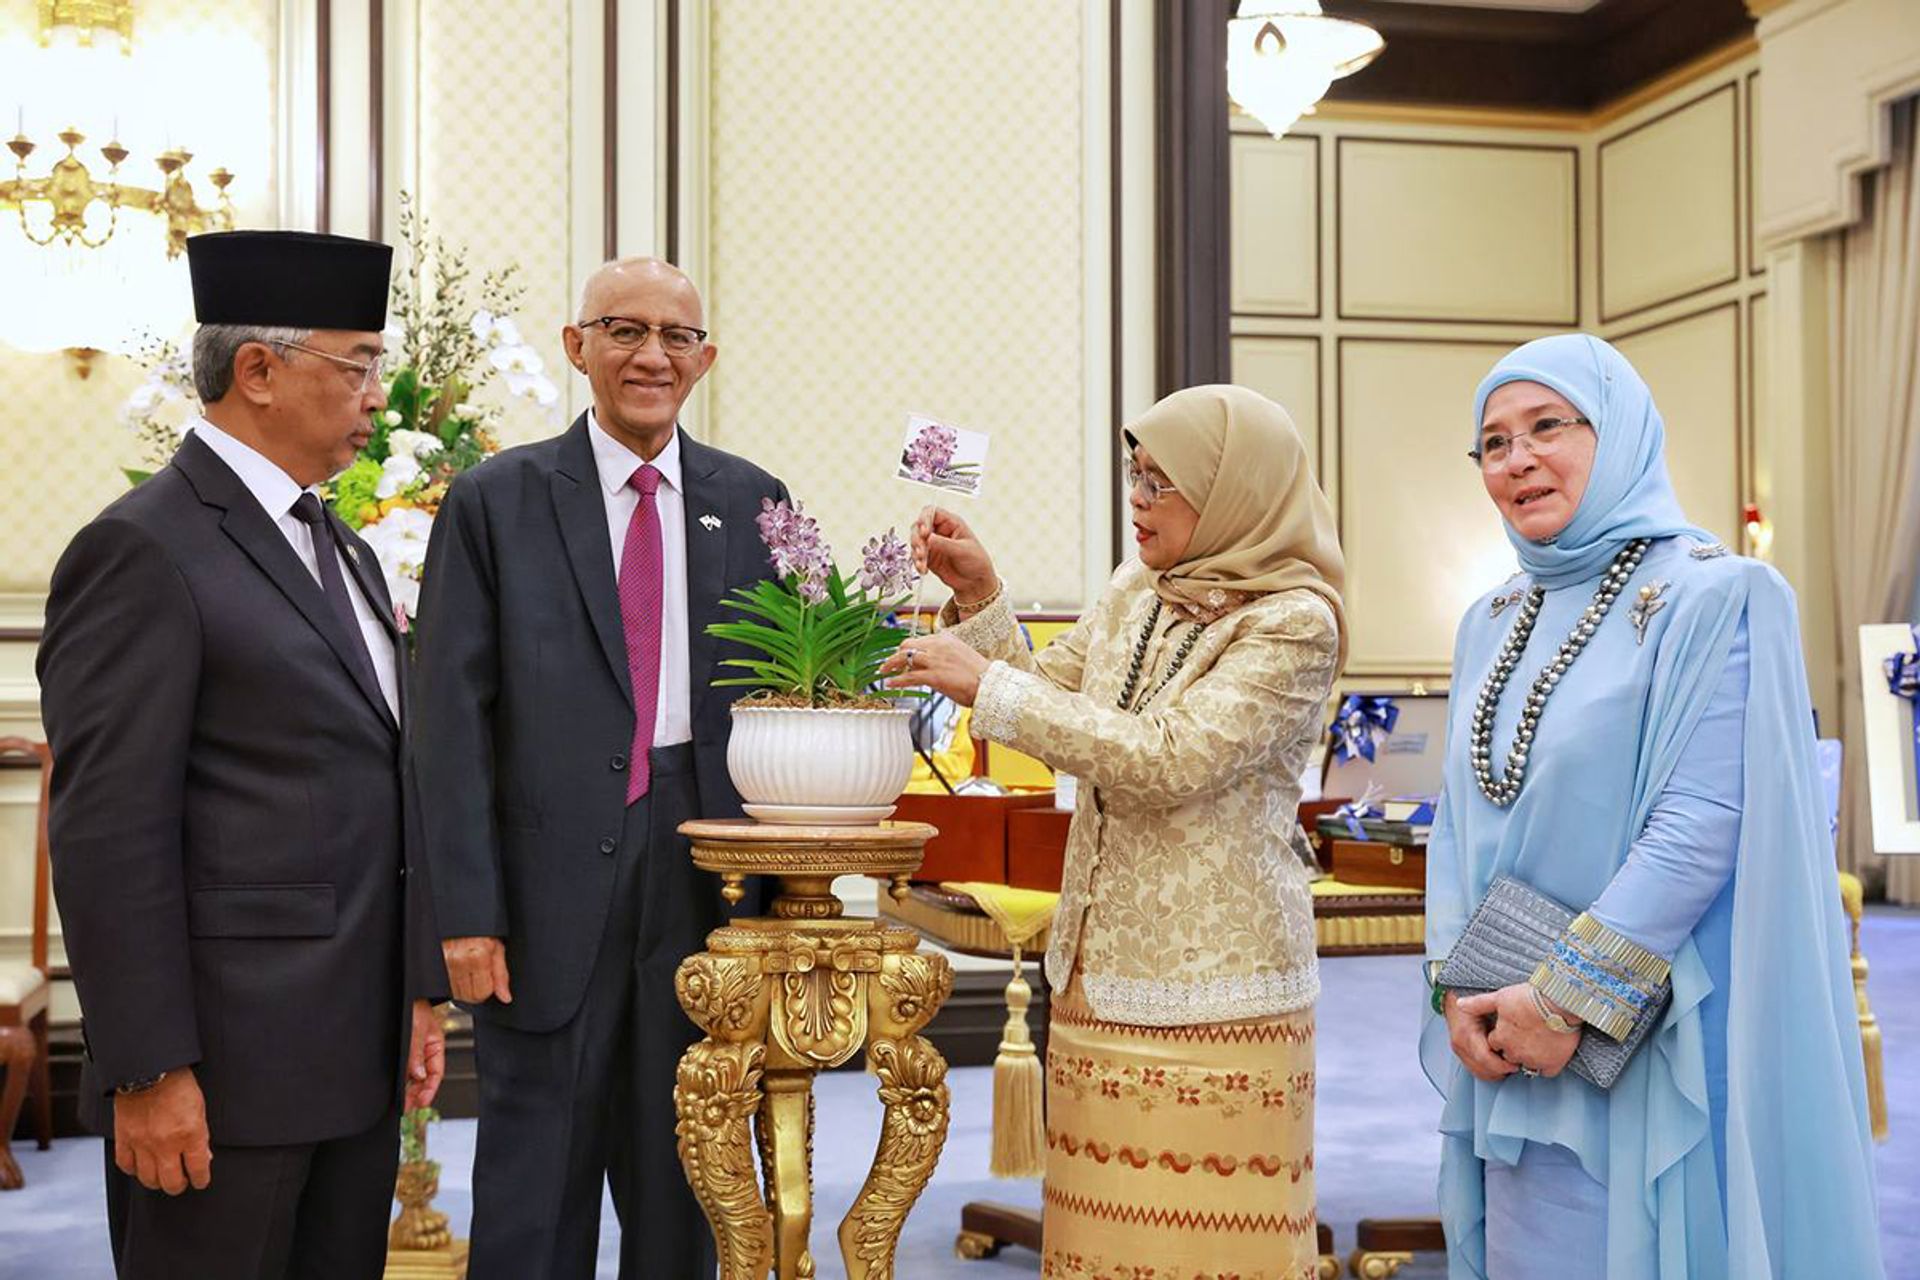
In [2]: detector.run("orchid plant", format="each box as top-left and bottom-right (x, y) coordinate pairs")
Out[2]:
(707, 498), (921, 706)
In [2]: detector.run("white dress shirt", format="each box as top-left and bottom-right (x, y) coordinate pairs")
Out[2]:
(587, 411), (692, 746)
(190, 418), (401, 720)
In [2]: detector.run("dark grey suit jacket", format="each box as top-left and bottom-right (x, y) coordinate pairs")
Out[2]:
(411, 416), (788, 1033)
(37, 431), (445, 1146)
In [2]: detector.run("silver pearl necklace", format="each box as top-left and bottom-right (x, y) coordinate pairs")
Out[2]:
(1469, 538), (1650, 807)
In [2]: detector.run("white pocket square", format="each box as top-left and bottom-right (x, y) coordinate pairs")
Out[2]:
(699, 514), (722, 531)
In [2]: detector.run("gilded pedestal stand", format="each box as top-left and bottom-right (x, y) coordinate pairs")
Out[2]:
(674, 819), (953, 1280)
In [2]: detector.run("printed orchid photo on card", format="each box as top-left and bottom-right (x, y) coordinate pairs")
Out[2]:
(896, 412), (988, 497)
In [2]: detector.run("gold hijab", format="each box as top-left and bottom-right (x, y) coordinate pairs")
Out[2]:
(1127, 384), (1348, 667)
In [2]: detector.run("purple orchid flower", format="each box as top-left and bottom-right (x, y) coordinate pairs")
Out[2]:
(901, 421), (959, 484)
(858, 528), (918, 598)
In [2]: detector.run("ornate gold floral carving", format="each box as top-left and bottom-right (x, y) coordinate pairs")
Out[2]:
(875, 952), (954, 1038)
(674, 1041), (775, 1280)
(774, 968), (867, 1067)
(675, 954), (767, 1041)
(837, 1035), (951, 1279)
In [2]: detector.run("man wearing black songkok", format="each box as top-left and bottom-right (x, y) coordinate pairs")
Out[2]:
(38, 230), (449, 1279)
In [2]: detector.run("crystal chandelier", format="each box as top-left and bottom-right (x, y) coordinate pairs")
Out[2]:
(1227, 1), (1384, 140)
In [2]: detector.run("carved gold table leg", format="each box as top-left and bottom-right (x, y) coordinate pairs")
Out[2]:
(675, 820), (948, 1280)
(760, 1065), (818, 1278)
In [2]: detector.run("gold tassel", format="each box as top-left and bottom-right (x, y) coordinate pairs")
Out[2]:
(1840, 873), (1889, 1142)
(990, 945), (1046, 1179)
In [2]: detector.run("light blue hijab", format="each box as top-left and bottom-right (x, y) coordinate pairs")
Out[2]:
(1471, 333), (1713, 587)
(1425, 335), (1883, 1278)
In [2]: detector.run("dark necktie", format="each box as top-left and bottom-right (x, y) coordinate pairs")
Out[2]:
(619, 464), (665, 803)
(290, 492), (383, 701)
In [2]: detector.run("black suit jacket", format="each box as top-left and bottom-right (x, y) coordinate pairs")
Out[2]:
(37, 432), (445, 1146)
(412, 417), (787, 1032)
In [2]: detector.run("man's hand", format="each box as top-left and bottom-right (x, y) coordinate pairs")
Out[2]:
(114, 1067), (211, 1195)
(406, 1000), (447, 1111)
(443, 936), (512, 1006)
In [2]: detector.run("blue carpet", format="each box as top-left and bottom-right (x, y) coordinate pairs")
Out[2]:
(6, 907), (1914, 1279)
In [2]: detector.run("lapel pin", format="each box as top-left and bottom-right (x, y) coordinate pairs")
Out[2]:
(345, 544), (361, 565)
(700, 514), (722, 531)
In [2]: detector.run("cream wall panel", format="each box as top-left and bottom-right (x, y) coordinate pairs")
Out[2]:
(1340, 341), (1523, 675)
(0, 0), (280, 593)
(416, 0), (578, 446)
(1337, 139), (1576, 325)
(1230, 135), (1318, 316)
(1612, 305), (1743, 545)
(1230, 336), (1321, 472)
(1598, 86), (1739, 321)
(702, 0), (1088, 607)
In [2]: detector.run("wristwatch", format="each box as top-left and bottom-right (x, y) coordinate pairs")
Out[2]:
(115, 1071), (169, 1096)
(1529, 985), (1579, 1035)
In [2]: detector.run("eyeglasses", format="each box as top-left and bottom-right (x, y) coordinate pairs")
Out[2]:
(277, 341), (386, 393)
(1123, 457), (1179, 504)
(579, 316), (708, 357)
(1468, 416), (1591, 469)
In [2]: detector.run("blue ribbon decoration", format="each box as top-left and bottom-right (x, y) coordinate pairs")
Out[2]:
(1336, 781), (1386, 840)
(1330, 695), (1400, 764)
(1884, 626), (1920, 797)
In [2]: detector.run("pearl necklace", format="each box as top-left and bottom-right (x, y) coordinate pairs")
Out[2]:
(1469, 538), (1650, 807)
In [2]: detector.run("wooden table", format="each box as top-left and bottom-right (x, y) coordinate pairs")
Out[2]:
(884, 877), (1442, 1279)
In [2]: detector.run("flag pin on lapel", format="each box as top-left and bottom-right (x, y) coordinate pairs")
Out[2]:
(699, 514), (722, 531)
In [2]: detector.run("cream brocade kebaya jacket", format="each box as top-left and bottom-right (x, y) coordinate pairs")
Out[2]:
(944, 562), (1340, 1027)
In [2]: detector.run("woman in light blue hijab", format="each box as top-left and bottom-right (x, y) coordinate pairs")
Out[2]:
(1422, 334), (1883, 1279)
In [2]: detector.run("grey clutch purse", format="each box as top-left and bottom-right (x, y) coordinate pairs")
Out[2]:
(1436, 875), (1670, 1089)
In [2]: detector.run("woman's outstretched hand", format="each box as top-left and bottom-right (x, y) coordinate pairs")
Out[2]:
(880, 632), (990, 707)
(912, 506), (997, 603)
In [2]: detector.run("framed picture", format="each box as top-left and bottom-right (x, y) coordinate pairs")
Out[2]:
(1857, 623), (1920, 855)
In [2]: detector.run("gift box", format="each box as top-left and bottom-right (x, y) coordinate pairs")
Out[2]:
(891, 791), (1054, 883)
(1007, 806), (1071, 891)
(1329, 838), (1427, 891)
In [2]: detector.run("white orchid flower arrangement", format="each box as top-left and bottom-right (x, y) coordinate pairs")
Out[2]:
(326, 192), (561, 623)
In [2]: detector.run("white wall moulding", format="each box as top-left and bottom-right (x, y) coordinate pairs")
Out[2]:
(1598, 83), (1740, 323)
(1754, 0), (1920, 248)
(1610, 302), (1745, 546)
(1337, 337), (1522, 677)
(1230, 133), (1320, 317)
(1745, 70), (1764, 275)
(1335, 137), (1578, 325)
(1230, 335), (1322, 473)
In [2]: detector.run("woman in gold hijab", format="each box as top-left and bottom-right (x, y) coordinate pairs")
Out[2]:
(887, 384), (1346, 1278)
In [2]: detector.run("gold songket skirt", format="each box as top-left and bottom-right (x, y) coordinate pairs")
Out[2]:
(1040, 978), (1318, 1280)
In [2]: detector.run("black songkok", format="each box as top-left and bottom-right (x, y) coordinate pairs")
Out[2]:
(187, 231), (393, 331)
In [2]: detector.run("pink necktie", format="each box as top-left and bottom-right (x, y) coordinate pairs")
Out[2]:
(619, 464), (664, 803)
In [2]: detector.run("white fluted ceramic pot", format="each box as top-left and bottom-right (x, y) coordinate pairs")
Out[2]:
(726, 704), (915, 825)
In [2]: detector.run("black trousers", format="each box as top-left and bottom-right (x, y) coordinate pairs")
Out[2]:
(103, 1107), (400, 1280)
(468, 743), (717, 1280)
